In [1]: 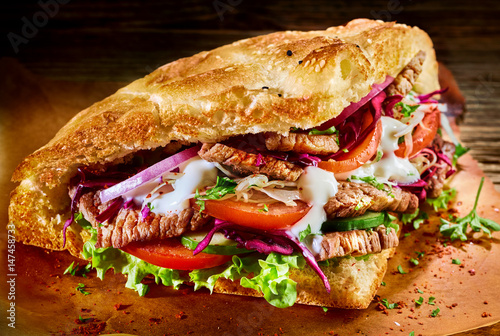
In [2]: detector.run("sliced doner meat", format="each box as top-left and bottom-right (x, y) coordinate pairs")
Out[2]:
(198, 142), (303, 182)
(324, 181), (419, 218)
(317, 225), (398, 261)
(385, 50), (426, 97)
(264, 132), (339, 155)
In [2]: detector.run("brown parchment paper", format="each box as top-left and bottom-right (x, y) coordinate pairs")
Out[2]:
(1, 57), (500, 336)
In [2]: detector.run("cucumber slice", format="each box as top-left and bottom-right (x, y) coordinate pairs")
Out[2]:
(322, 211), (385, 232)
(181, 231), (252, 255)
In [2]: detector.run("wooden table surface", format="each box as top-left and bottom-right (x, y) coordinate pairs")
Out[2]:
(1, 0), (500, 335)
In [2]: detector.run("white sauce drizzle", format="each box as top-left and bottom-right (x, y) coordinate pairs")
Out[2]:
(346, 116), (420, 185)
(290, 166), (339, 254)
(125, 157), (218, 215)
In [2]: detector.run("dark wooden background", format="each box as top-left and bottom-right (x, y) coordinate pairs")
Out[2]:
(1, 0), (499, 335)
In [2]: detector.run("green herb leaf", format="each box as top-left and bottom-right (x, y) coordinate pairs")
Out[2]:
(397, 265), (407, 274)
(440, 178), (500, 241)
(417, 288), (424, 294)
(453, 143), (470, 166)
(322, 306), (328, 313)
(428, 296), (436, 305)
(426, 188), (456, 211)
(76, 283), (90, 295)
(431, 307), (440, 317)
(415, 296), (424, 305)
(309, 126), (337, 135)
(395, 102), (420, 118)
(258, 204), (269, 213)
(194, 176), (237, 212)
(410, 332), (415, 336)
(351, 175), (394, 198)
(381, 281), (386, 286)
(298, 224), (312, 242)
(415, 251), (425, 258)
(64, 261), (79, 276)
(410, 258), (419, 266)
(381, 298), (398, 309)
(452, 258), (461, 265)
(383, 213), (399, 235)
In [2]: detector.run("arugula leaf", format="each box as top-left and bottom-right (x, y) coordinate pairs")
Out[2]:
(440, 178), (500, 241)
(453, 143), (470, 166)
(426, 188), (456, 211)
(395, 102), (420, 118)
(298, 224), (312, 242)
(308, 126), (337, 135)
(350, 175), (394, 198)
(194, 176), (237, 211)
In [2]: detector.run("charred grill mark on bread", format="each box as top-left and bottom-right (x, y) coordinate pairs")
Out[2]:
(324, 182), (418, 218)
(198, 143), (304, 181)
(264, 132), (339, 155)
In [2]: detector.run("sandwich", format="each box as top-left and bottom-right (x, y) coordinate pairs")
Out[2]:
(8, 19), (462, 309)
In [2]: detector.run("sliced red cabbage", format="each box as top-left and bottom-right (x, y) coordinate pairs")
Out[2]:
(417, 88), (448, 104)
(314, 75), (393, 131)
(193, 219), (331, 293)
(95, 197), (125, 223)
(383, 94), (403, 117)
(100, 145), (199, 204)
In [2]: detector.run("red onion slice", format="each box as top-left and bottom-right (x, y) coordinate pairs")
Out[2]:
(100, 145), (199, 203)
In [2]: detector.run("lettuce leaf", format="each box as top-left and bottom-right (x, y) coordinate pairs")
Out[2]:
(80, 224), (305, 307)
(82, 233), (183, 296)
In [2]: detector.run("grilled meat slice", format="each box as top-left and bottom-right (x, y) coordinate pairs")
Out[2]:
(73, 188), (210, 248)
(265, 132), (339, 155)
(198, 143), (303, 181)
(324, 181), (418, 218)
(317, 225), (398, 261)
(386, 50), (426, 97)
(424, 136), (456, 198)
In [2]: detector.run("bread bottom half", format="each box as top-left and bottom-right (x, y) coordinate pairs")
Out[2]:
(214, 248), (394, 309)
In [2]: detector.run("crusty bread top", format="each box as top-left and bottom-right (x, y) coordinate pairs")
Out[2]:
(12, 19), (439, 188)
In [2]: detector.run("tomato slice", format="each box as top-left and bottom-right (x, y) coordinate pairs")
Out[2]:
(395, 107), (440, 158)
(318, 119), (382, 174)
(121, 238), (232, 270)
(193, 199), (310, 230)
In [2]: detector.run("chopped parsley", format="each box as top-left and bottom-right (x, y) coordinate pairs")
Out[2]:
(258, 204), (269, 213)
(401, 208), (428, 230)
(383, 212), (399, 235)
(322, 306), (328, 313)
(76, 283), (90, 295)
(431, 307), (440, 317)
(440, 178), (500, 241)
(415, 296), (424, 305)
(194, 176), (237, 211)
(381, 281), (386, 286)
(349, 175), (394, 198)
(426, 188), (456, 211)
(453, 143), (470, 167)
(380, 298), (398, 309)
(298, 224), (312, 242)
(395, 102), (420, 118)
(64, 261), (91, 278)
(428, 296), (436, 305)
(452, 258), (461, 265)
(308, 126), (337, 135)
